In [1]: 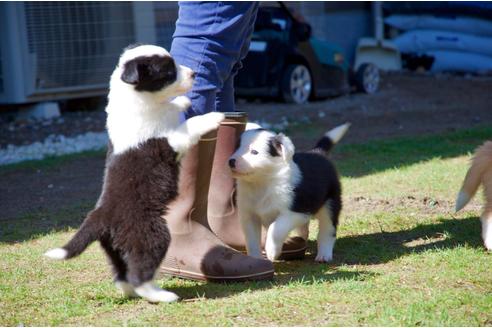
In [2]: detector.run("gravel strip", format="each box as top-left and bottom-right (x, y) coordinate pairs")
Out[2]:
(0, 131), (108, 165)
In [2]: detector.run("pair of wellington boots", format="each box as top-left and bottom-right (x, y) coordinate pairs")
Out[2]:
(160, 112), (307, 282)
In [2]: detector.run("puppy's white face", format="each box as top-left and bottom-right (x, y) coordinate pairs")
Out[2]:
(111, 44), (195, 103)
(229, 129), (295, 181)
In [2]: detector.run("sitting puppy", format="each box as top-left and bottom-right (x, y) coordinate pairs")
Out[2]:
(230, 123), (350, 262)
(455, 141), (492, 251)
(44, 44), (224, 303)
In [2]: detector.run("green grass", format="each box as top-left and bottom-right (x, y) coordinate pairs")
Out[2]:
(1, 126), (492, 326)
(0, 149), (106, 175)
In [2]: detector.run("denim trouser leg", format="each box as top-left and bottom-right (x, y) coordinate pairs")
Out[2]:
(170, 1), (259, 119)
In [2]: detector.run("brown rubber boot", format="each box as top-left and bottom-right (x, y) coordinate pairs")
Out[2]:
(207, 112), (308, 260)
(160, 130), (274, 281)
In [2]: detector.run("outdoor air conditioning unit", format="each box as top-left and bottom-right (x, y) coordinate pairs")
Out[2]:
(0, 1), (158, 105)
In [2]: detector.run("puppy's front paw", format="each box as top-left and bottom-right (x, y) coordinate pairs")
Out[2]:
(198, 112), (225, 134)
(115, 280), (138, 298)
(172, 96), (192, 110)
(483, 231), (492, 251)
(134, 282), (179, 303)
(315, 252), (333, 263)
(203, 112), (225, 126)
(265, 239), (282, 262)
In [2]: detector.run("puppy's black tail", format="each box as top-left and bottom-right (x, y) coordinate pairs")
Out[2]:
(44, 209), (102, 260)
(312, 122), (351, 154)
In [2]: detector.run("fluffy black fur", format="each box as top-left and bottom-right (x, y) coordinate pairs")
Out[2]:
(121, 55), (177, 92)
(313, 135), (335, 154)
(289, 135), (342, 226)
(59, 138), (179, 286)
(290, 153), (341, 226)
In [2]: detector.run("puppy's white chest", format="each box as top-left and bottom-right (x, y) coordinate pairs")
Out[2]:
(257, 206), (279, 226)
(251, 191), (285, 226)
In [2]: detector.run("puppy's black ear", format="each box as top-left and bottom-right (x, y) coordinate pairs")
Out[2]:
(268, 135), (283, 157)
(121, 60), (139, 85)
(270, 133), (295, 161)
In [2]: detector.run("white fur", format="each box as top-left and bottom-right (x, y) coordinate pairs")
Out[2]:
(294, 222), (310, 240)
(105, 45), (224, 156)
(315, 204), (336, 262)
(234, 131), (302, 261)
(118, 45), (170, 64)
(134, 281), (179, 303)
(231, 129), (306, 261)
(115, 280), (138, 298)
(455, 190), (471, 212)
(265, 213), (310, 261)
(325, 122), (351, 144)
(232, 124), (348, 262)
(245, 122), (262, 130)
(44, 248), (68, 260)
(167, 112), (225, 155)
(482, 215), (492, 251)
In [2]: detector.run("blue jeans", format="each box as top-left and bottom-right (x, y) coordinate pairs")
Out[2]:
(171, 1), (259, 118)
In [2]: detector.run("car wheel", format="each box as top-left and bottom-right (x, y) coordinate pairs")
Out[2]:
(281, 64), (312, 104)
(355, 63), (380, 94)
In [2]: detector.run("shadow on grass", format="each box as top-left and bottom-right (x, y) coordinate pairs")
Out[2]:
(332, 126), (492, 178)
(1, 207), (484, 302)
(168, 216), (484, 301)
(332, 215), (484, 265)
(2, 126), (490, 244)
(169, 268), (376, 301)
(0, 203), (90, 244)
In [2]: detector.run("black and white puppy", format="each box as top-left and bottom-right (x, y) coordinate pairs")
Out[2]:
(44, 44), (224, 303)
(229, 123), (350, 262)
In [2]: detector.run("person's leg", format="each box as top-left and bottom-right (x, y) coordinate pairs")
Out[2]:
(207, 3), (257, 245)
(207, 3), (307, 259)
(171, 1), (259, 118)
(162, 1), (274, 282)
(215, 2), (259, 113)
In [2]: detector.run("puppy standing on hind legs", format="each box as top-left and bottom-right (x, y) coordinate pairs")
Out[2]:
(455, 141), (492, 251)
(44, 44), (225, 303)
(231, 123), (349, 262)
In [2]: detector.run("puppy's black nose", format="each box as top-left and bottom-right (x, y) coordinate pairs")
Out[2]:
(228, 158), (236, 168)
(191, 71), (196, 79)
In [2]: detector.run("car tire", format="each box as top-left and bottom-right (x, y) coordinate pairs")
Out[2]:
(355, 63), (380, 94)
(281, 64), (312, 104)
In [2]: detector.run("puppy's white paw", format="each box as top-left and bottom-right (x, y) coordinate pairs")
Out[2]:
(315, 253), (333, 263)
(172, 96), (192, 110)
(265, 239), (282, 262)
(115, 280), (138, 298)
(134, 282), (179, 303)
(485, 240), (492, 252)
(44, 248), (68, 260)
(146, 290), (179, 303)
(193, 112), (225, 137)
(202, 112), (225, 128)
(482, 218), (492, 251)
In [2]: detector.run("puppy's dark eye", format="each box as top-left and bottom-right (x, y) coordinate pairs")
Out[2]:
(251, 150), (259, 155)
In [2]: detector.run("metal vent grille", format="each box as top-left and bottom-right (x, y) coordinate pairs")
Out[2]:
(24, 1), (136, 91)
(154, 2), (178, 50)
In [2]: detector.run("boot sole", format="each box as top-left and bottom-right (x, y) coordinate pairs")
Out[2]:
(159, 266), (274, 282)
(277, 246), (308, 261)
(231, 245), (308, 261)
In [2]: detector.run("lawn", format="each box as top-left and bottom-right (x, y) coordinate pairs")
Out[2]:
(1, 126), (492, 326)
